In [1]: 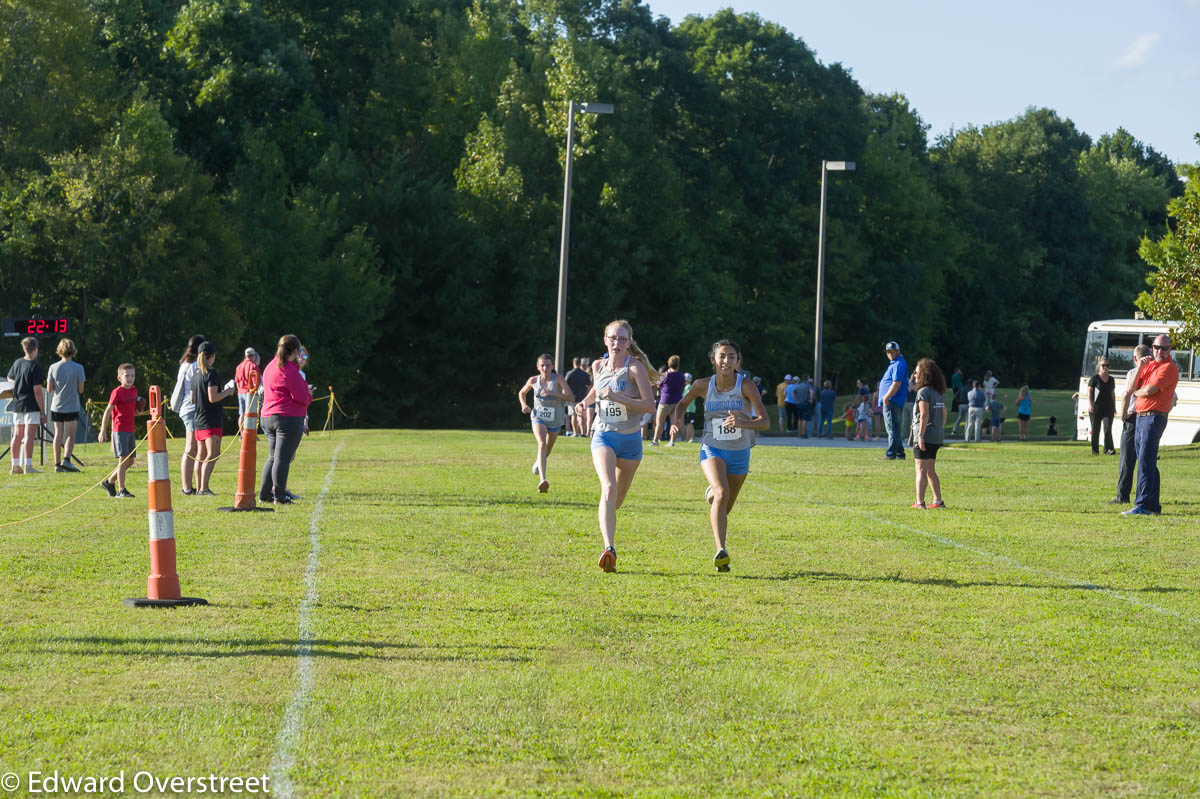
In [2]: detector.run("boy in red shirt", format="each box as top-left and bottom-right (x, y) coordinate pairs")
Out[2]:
(98, 363), (141, 497)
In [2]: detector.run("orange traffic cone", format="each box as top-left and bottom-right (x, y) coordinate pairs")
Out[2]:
(124, 386), (208, 608)
(219, 370), (272, 513)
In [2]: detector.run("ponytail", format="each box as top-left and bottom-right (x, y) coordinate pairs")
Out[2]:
(275, 334), (302, 367)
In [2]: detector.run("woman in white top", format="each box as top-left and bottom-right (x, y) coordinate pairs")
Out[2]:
(671, 340), (769, 572)
(45, 338), (86, 472)
(169, 334), (205, 494)
(574, 320), (657, 573)
(518, 354), (574, 493)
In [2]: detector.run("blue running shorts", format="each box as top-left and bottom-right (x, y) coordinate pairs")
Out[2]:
(699, 444), (751, 475)
(591, 429), (643, 461)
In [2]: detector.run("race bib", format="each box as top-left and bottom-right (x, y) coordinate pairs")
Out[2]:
(599, 400), (628, 423)
(712, 417), (741, 441)
(535, 406), (556, 422)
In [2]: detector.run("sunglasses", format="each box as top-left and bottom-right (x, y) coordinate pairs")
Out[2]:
(1152, 345), (1169, 351)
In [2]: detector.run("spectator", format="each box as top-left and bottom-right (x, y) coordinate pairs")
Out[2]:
(98, 363), (140, 497)
(855, 395), (871, 441)
(169, 334), (205, 495)
(681, 373), (697, 443)
(783, 375), (801, 433)
(817, 380), (836, 438)
(1016, 386), (1032, 441)
(1087, 357), (1116, 455)
(983, 370), (999, 403)
(1110, 344), (1151, 506)
(1122, 335), (1179, 515)
(910, 358), (947, 509)
(565, 357), (592, 437)
(987, 394), (1006, 442)
(795, 375), (815, 438)
(192, 341), (236, 496)
(878, 341), (908, 460)
(46, 338), (85, 473)
(775, 375), (791, 432)
(259, 335), (313, 505)
(843, 401), (856, 440)
(1046, 416), (1060, 437)
(235, 348), (262, 434)
(966, 380), (986, 442)
(902, 372), (918, 445)
(6, 337), (45, 475)
(949, 380), (969, 439)
(651, 355), (687, 446)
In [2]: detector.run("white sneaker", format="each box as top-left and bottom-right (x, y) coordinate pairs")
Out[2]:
(705, 485), (714, 504)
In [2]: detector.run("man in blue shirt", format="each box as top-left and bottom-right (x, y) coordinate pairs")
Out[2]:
(878, 341), (908, 459)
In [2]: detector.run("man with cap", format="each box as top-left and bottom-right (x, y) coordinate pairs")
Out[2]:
(775, 375), (791, 432)
(235, 347), (262, 433)
(1122, 334), (1179, 515)
(878, 341), (909, 459)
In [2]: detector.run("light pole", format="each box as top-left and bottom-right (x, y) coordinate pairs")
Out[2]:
(555, 100), (614, 375)
(813, 159), (855, 388)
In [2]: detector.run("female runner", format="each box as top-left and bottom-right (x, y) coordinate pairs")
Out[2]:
(518, 354), (574, 493)
(575, 320), (658, 572)
(671, 340), (769, 572)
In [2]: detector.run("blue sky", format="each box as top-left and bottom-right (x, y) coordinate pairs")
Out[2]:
(643, 0), (1200, 166)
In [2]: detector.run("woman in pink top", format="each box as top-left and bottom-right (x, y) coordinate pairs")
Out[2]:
(259, 334), (312, 505)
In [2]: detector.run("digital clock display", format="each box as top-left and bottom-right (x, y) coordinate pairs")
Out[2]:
(2, 317), (73, 336)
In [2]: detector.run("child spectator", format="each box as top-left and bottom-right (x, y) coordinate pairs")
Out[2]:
(98, 363), (141, 497)
(1046, 416), (1059, 437)
(987, 395), (1006, 442)
(855, 396), (871, 441)
(843, 401), (855, 440)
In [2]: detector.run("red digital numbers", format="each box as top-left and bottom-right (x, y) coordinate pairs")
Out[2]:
(21, 318), (69, 335)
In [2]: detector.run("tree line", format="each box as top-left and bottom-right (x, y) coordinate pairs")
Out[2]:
(0, 0), (1189, 426)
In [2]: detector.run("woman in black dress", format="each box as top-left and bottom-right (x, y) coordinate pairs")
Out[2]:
(1087, 356), (1116, 455)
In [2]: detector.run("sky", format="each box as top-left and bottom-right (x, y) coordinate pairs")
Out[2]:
(643, 0), (1200, 166)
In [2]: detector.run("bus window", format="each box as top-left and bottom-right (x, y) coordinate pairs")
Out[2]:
(1171, 349), (1193, 379)
(1082, 331), (1106, 377)
(1104, 333), (1141, 375)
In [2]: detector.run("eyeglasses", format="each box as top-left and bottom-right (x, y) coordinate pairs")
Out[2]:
(606, 335), (629, 343)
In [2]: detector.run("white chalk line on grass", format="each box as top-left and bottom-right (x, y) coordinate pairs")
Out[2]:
(269, 439), (346, 798)
(751, 481), (1200, 629)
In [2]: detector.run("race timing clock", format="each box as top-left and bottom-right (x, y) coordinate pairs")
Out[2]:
(1, 317), (74, 337)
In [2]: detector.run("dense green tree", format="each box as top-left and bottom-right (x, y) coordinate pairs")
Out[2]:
(1137, 152), (1200, 348)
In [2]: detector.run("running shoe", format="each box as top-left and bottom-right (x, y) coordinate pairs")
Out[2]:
(197, 488), (217, 496)
(598, 546), (617, 573)
(705, 485), (714, 504)
(116, 489), (135, 498)
(101, 478), (117, 497)
(1107, 497), (1127, 505)
(538, 480), (549, 493)
(929, 500), (947, 509)
(1121, 507), (1154, 516)
(284, 490), (301, 501)
(714, 548), (731, 572)
(531, 463), (539, 474)
(911, 501), (926, 509)
(60, 462), (81, 473)
(55, 464), (69, 473)
(273, 497), (295, 506)
(23, 466), (42, 474)
(183, 488), (197, 495)
(648, 441), (658, 447)
(10, 465), (22, 475)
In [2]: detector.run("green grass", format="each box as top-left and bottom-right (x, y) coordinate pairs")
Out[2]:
(2, 430), (1198, 797)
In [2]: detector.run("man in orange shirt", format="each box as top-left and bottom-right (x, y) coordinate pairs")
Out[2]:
(1122, 334), (1179, 516)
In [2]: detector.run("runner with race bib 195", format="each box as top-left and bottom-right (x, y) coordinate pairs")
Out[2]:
(575, 319), (659, 573)
(518, 354), (575, 494)
(671, 339), (769, 573)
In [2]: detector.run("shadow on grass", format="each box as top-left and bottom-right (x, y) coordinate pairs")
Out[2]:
(734, 569), (1187, 593)
(382, 494), (597, 510)
(25, 635), (541, 663)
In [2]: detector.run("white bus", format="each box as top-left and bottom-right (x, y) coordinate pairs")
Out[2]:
(1078, 319), (1200, 447)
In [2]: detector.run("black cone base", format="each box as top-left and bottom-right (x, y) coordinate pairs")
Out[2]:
(123, 597), (209, 608)
(216, 506), (275, 512)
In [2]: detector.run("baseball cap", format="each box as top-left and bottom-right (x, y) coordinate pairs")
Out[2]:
(752, 376), (761, 383)
(684, 372), (693, 381)
(884, 341), (900, 352)
(198, 341), (215, 355)
(244, 347), (258, 358)
(784, 374), (793, 381)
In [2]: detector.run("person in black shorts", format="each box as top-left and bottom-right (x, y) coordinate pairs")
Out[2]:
(910, 358), (947, 509)
(7, 337), (46, 475)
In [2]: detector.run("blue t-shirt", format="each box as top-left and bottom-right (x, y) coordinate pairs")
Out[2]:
(784, 383), (800, 403)
(819, 388), (836, 413)
(878, 355), (908, 407)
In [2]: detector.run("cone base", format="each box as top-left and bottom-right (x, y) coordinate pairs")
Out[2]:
(216, 506), (275, 512)
(123, 597), (209, 608)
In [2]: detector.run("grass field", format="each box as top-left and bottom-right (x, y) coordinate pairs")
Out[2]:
(1, 428), (1198, 797)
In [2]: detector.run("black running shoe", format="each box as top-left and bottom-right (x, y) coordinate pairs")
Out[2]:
(116, 489), (135, 498)
(61, 462), (81, 473)
(182, 487), (197, 495)
(714, 548), (731, 572)
(273, 496), (294, 505)
(284, 490), (301, 501)
(101, 479), (117, 497)
(55, 465), (69, 473)
(197, 488), (217, 496)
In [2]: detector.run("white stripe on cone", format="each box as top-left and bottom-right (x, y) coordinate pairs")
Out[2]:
(148, 510), (175, 541)
(148, 451), (170, 482)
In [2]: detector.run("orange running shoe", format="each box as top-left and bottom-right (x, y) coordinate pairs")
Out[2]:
(598, 546), (617, 572)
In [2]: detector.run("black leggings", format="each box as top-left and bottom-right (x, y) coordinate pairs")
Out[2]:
(1090, 412), (1114, 454)
(261, 414), (305, 501)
